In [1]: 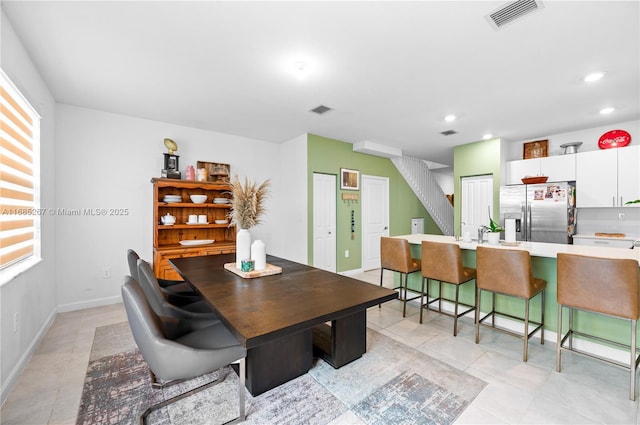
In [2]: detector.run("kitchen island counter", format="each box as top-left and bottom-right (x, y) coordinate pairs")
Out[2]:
(395, 233), (639, 262)
(391, 233), (639, 363)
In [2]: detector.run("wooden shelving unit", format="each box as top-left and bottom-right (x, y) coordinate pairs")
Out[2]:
(151, 178), (236, 280)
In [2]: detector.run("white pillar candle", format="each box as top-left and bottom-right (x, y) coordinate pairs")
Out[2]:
(505, 219), (516, 243)
(251, 240), (266, 271)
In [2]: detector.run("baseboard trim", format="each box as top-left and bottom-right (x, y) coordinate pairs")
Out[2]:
(339, 268), (365, 276)
(57, 295), (122, 313)
(0, 307), (57, 406)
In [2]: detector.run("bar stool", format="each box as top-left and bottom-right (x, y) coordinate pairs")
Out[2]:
(380, 237), (421, 317)
(556, 253), (640, 400)
(420, 241), (476, 336)
(475, 246), (546, 361)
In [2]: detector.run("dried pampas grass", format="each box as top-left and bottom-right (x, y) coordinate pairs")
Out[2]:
(228, 176), (270, 229)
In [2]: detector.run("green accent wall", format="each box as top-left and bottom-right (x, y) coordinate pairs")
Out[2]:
(307, 134), (442, 272)
(453, 138), (502, 232)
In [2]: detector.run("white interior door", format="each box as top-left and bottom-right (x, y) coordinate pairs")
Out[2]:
(461, 175), (494, 238)
(313, 173), (336, 272)
(362, 175), (389, 271)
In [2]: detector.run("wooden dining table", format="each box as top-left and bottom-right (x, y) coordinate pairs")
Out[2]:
(169, 253), (398, 396)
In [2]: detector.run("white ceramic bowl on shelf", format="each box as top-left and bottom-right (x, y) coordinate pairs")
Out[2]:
(190, 194), (207, 204)
(214, 219), (229, 224)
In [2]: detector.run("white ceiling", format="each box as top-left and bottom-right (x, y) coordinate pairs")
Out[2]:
(2, 1), (638, 166)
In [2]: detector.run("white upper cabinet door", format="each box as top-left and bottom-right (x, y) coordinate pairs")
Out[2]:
(506, 158), (541, 185)
(576, 149), (617, 207)
(540, 154), (576, 182)
(618, 145), (639, 208)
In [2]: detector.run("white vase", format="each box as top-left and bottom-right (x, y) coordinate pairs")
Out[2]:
(487, 232), (500, 245)
(236, 228), (251, 264)
(251, 240), (266, 271)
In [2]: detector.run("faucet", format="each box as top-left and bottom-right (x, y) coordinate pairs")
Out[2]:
(456, 221), (466, 241)
(477, 226), (486, 244)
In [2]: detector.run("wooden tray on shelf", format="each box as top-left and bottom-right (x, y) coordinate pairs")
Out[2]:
(224, 262), (282, 278)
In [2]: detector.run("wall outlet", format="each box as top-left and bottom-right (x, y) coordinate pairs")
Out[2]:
(13, 312), (19, 333)
(102, 266), (111, 279)
(345, 250), (349, 258)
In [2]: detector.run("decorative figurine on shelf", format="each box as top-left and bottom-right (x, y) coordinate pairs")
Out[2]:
(161, 138), (181, 179)
(185, 165), (195, 180)
(197, 168), (207, 182)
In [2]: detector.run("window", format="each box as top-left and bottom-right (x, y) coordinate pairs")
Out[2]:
(0, 69), (41, 275)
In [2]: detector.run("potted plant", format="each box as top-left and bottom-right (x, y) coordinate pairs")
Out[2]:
(483, 216), (504, 245)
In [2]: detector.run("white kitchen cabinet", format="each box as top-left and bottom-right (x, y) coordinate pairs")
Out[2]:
(576, 146), (639, 208)
(540, 154), (576, 182)
(506, 158), (541, 185)
(618, 145), (640, 206)
(506, 154), (576, 185)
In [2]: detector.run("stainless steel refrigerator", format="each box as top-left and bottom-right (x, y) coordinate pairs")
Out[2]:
(499, 182), (576, 244)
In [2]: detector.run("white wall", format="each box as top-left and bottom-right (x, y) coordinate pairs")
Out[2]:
(55, 105), (306, 310)
(0, 10), (58, 404)
(505, 119), (640, 160)
(267, 134), (308, 263)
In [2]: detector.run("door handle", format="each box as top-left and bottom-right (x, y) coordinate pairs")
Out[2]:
(384, 226), (388, 230)
(328, 231), (332, 235)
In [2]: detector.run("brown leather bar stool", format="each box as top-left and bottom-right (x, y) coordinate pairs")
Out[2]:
(420, 241), (476, 336)
(475, 246), (546, 362)
(556, 253), (640, 400)
(380, 237), (421, 317)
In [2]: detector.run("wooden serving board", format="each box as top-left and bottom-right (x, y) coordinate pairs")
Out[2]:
(224, 262), (283, 278)
(595, 232), (626, 238)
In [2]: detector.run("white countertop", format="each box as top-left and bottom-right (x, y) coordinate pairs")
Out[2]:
(395, 234), (640, 263)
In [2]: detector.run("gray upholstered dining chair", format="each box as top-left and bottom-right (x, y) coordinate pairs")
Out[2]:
(137, 259), (220, 321)
(127, 249), (198, 301)
(121, 276), (247, 424)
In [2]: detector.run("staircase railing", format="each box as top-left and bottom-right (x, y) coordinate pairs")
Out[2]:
(391, 156), (454, 235)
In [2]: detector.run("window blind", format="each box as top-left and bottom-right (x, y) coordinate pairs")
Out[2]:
(0, 70), (40, 270)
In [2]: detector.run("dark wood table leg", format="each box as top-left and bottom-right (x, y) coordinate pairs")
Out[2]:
(245, 329), (313, 396)
(312, 309), (367, 368)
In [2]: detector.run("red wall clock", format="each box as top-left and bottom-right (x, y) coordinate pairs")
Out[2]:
(598, 129), (631, 149)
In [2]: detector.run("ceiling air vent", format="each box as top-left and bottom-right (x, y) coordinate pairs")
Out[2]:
(310, 105), (332, 115)
(441, 130), (457, 136)
(486, 0), (544, 30)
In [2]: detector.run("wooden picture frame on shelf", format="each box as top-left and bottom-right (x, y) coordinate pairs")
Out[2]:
(340, 168), (359, 190)
(523, 140), (548, 159)
(197, 161), (230, 183)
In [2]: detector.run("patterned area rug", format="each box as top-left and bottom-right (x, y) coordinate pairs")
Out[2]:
(77, 322), (486, 425)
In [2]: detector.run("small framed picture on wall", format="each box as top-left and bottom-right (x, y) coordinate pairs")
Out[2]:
(340, 168), (360, 190)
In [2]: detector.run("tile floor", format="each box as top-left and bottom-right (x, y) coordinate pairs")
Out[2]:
(2, 269), (639, 424)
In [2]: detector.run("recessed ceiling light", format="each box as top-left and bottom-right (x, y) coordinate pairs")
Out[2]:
(584, 72), (604, 83)
(294, 61), (307, 79)
(600, 107), (615, 115)
(444, 114), (456, 122)
(482, 134), (493, 140)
